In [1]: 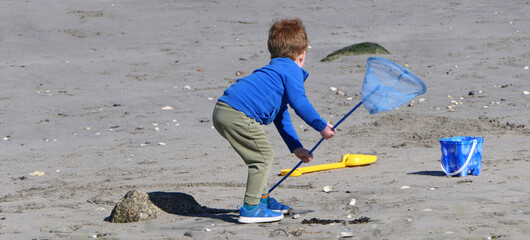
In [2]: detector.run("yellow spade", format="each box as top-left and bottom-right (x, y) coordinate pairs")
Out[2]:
(280, 154), (377, 177)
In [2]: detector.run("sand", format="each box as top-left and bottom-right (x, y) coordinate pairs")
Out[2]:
(1, 0), (529, 239)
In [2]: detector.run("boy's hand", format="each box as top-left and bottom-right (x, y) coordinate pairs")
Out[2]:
(293, 147), (313, 163)
(320, 123), (336, 139)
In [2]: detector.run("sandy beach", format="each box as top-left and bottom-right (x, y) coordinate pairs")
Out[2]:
(1, 0), (529, 239)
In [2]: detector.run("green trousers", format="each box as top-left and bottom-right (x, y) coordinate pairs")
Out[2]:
(212, 101), (273, 205)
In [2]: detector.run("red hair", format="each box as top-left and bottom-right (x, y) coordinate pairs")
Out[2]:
(267, 18), (308, 60)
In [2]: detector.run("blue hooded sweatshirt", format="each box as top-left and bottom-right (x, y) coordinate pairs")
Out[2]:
(218, 58), (327, 152)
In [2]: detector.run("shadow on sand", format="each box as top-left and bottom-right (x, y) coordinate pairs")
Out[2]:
(407, 170), (446, 177)
(148, 191), (239, 223)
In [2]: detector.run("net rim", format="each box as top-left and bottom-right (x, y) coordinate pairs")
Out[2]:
(366, 56), (427, 95)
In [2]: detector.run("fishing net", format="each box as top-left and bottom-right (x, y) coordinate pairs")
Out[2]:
(269, 56), (427, 193)
(362, 57), (426, 114)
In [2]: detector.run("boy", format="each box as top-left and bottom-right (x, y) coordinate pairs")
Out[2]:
(212, 18), (335, 223)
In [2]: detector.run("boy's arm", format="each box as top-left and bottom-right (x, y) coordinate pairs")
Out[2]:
(283, 71), (327, 132)
(274, 106), (332, 162)
(273, 105), (303, 153)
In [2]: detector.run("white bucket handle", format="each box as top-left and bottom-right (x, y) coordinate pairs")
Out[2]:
(441, 139), (477, 176)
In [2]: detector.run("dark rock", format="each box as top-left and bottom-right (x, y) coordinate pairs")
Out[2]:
(320, 42), (390, 62)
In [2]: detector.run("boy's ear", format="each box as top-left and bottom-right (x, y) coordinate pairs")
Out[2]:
(297, 51), (307, 68)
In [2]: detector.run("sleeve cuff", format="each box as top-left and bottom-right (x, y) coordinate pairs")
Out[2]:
(288, 142), (304, 153)
(312, 119), (327, 132)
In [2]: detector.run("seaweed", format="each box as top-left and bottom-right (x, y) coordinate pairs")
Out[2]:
(301, 216), (372, 225)
(302, 218), (346, 225)
(349, 216), (371, 224)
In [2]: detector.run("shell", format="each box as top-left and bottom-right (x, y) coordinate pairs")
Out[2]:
(29, 171), (45, 176)
(338, 232), (354, 238)
(323, 186), (332, 193)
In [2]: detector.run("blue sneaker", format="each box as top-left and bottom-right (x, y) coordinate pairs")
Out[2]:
(238, 204), (284, 223)
(262, 197), (291, 214)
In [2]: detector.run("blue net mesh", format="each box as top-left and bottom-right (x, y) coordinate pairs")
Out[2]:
(362, 57), (427, 114)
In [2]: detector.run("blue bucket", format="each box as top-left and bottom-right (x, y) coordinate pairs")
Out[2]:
(439, 136), (484, 177)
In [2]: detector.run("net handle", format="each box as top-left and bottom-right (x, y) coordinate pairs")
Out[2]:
(268, 101), (363, 194)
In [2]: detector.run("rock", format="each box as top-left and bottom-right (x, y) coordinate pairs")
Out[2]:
(109, 190), (210, 223)
(109, 190), (162, 223)
(320, 42), (390, 62)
